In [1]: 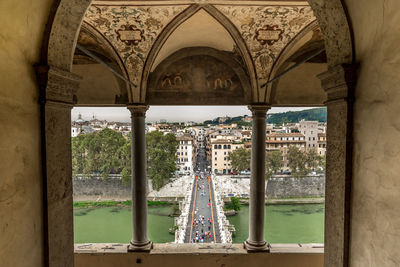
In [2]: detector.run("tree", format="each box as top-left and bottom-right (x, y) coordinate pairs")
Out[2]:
(319, 154), (326, 172)
(227, 147), (251, 173)
(225, 196), (241, 211)
(146, 131), (178, 190)
(265, 150), (283, 179)
(71, 134), (88, 176)
(71, 129), (179, 190)
(305, 149), (320, 172)
(287, 146), (308, 178)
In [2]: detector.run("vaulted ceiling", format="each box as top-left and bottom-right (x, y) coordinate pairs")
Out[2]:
(73, 0), (326, 106)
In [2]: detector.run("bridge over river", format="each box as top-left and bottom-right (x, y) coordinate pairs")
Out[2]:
(174, 143), (232, 243)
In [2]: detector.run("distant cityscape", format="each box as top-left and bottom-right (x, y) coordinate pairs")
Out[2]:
(72, 110), (326, 176)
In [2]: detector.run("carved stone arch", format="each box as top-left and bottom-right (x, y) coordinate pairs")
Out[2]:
(46, 0), (93, 72)
(141, 4), (258, 103)
(306, 0), (354, 66)
(76, 22), (131, 104)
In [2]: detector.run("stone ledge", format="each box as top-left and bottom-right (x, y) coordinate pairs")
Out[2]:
(74, 243), (324, 254)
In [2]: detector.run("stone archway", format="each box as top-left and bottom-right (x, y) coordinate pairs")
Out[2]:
(38, 1), (356, 267)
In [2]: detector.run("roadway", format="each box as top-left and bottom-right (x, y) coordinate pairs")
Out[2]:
(184, 146), (221, 243)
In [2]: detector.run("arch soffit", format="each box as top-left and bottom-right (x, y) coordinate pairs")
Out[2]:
(76, 22), (131, 102)
(44, 0), (354, 101)
(265, 20), (321, 103)
(141, 4), (258, 104)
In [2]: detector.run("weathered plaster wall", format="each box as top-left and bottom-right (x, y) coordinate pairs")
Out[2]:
(0, 0), (53, 266)
(344, 0), (400, 266)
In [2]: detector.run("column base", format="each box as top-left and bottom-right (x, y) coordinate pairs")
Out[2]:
(128, 240), (153, 252)
(244, 240), (270, 252)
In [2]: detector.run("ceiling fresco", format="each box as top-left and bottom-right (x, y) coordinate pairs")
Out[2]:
(84, 4), (188, 90)
(80, 1), (319, 102)
(216, 5), (315, 85)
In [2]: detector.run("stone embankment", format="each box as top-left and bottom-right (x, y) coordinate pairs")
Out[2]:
(73, 175), (191, 201)
(214, 175), (325, 200)
(73, 174), (325, 202)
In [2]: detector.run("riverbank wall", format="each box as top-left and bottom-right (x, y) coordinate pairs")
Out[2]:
(73, 174), (325, 201)
(266, 176), (325, 198)
(73, 175), (131, 199)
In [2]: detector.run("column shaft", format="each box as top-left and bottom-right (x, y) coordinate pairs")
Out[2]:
(128, 105), (152, 251)
(245, 105), (270, 252)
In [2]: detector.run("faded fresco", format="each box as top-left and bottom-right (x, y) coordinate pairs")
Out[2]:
(216, 5), (316, 85)
(84, 5), (188, 88)
(147, 54), (249, 105)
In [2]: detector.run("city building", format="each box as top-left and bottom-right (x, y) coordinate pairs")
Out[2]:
(211, 139), (244, 174)
(298, 120), (319, 151)
(176, 135), (195, 175)
(266, 132), (306, 171)
(318, 133), (327, 156)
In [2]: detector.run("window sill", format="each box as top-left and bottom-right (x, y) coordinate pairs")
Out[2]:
(74, 243), (324, 254)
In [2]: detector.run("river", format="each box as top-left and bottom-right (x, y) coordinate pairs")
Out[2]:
(74, 204), (324, 244)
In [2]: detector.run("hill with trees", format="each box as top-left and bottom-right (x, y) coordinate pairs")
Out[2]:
(266, 108), (327, 124)
(203, 108), (327, 125)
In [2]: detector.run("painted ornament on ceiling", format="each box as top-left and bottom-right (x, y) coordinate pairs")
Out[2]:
(216, 6), (316, 86)
(116, 24), (145, 46)
(84, 5), (188, 90)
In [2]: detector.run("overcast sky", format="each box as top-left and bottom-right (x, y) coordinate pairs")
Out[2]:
(71, 106), (317, 123)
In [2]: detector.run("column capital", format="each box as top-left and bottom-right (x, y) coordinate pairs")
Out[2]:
(317, 64), (357, 103)
(127, 104), (149, 117)
(248, 104), (271, 117)
(35, 64), (81, 105)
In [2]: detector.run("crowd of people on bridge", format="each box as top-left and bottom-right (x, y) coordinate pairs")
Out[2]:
(191, 170), (215, 243)
(192, 215), (213, 243)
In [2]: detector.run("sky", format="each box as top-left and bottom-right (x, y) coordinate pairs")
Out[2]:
(71, 106), (316, 123)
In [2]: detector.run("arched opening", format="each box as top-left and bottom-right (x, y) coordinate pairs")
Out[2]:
(38, 1), (355, 266)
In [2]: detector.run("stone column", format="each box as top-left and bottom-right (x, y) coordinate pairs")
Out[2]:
(36, 66), (81, 267)
(127, 105), (152, 252)
(318, 64), (357, 267)
(244, 104), (270, 252)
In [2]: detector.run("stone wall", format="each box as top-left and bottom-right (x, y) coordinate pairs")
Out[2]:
(266, 176), (325, 198)
(74, 175), (325, 200)
(73, 175), (131, 199)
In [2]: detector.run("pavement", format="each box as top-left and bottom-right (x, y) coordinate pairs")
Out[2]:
(184, 147), (221, 243)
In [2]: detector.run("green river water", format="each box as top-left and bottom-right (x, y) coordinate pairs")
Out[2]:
(74, 204), (324, 244)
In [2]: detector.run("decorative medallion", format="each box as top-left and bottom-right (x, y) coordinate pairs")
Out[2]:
(116, 24), (145, 46)
(255, 25), (283, 45)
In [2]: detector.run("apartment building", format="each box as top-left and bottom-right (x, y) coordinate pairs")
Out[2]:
(176, 135), (195, 175)
(298, 120), (318, 151)
(265, 132), (306, 171)
(317, 133), (327, 156)
(211, 139), (244, 174)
